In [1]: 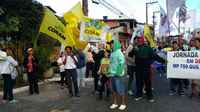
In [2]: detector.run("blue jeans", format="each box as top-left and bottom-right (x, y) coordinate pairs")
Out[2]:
(127, 65), (135, 92)
(2, 74), (15, 101)
(65, 69), (79, 95)
(135, 66), (153, 98)
(170, 78), (184, 93)
(111, 76), (127, 96)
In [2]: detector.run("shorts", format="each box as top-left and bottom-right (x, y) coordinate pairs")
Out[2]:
(111, 76), (127, 96)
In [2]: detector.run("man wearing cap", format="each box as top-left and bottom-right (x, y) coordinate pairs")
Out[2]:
(23, 48), (39, 95)
(129, 36), (165, 103)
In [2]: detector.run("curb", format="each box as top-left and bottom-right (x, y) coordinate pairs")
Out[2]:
(0, 77), (60, 96)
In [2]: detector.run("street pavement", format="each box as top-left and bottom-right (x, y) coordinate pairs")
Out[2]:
(0, 74), (200, 112)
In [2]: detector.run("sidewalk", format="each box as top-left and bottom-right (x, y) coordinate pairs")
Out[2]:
(0, 77), (60, 96)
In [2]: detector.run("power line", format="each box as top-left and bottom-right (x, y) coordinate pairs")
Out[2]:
(92, 0), (129, 18)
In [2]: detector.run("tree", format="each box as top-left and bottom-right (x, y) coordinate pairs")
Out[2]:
(0, 0), (45, 83)
(0, 0), (43, 43)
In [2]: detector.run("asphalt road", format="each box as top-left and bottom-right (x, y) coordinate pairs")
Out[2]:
(0, 74), (200, 112)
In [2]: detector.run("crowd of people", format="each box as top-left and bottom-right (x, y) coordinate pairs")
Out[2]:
(54, 36), (200, 110)
(1, 35), (200, 111)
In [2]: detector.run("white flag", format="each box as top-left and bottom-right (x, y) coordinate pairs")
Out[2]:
(178, 3), (187, 23)
(159, 7), (170, 36)
(130, 27), (143, 44)
(166, 0), (185, 24)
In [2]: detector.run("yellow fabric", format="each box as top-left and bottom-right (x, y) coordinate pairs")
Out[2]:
(101, 58), (110, 65)
(63, 2), (87, 49)
(39, 8), (75, 46)
(144, 24), (155, 48)
(64, 2), (84, 27)
(64, 25), (88, 50)
(100, 58), (110, 75)
(106, 32), (112, 42)
(163, 47), (172, 51)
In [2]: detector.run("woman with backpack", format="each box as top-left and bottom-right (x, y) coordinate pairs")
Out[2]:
(0, 48), (18, 103)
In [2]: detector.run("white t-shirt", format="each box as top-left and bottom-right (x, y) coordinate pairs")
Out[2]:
(64, 55), (78, 69)
(57, 57), (65, 72)
(0, 56), (18, 75)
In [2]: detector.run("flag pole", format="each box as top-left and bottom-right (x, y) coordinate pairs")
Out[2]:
(178, 9), (181, 35)
(166, 0), (171, 36)
(33, 32), (40, 49)
(33, 8), (46, 49)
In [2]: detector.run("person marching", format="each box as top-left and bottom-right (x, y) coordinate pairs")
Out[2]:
(129, 36), (165, 103)
(108, 39), (127, 110)
(57, 52), (66, 89)
(125, 43), (136, 96)
(76, 49), (86, 88)
(63, 46), (79, 97)
(191, 38), (200, 97)
(0, 48), (18, 103)
(24, 48), (39, 95)
(98, 50), (111, 100)
(169, 41), (185, 96)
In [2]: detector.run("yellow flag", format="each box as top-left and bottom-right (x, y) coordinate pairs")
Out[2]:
(39, 8), (75, 46)
(63, 2), (88, 49)
(106, 32), (112, 42)
(144, 24), (155, 48)
(64, 2), (84, 27)
(65, 26), (88, 50)
(80, 16), (109, 42)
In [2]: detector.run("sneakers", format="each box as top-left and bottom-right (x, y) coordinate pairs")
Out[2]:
(135, 97), (143, 101)
(179, 92), (185, 96)
(148, 98), (155, 103)
(169, 91), (176, 96)
(128, 90), (134, 96)
(75, 94), (80, 97)
(61, 86), (65, 89)
(1, 100), (7, 104)
(110, 104), (127, 110)
(118, 105), (127, 110)
(110, 104), (118, 109)
(9, 99), (18, 104)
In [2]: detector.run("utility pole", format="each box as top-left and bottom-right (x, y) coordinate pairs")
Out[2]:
(146, 1), (158, 24)
(82, 0), (88, 16)
(152, 11), (160, 37)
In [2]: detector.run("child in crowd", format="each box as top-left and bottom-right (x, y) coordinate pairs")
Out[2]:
(57, 52), (66, 89)
(98, 50), (111, 100)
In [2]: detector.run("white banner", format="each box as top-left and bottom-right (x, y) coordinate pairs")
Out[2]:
(167, 51), (200, 79)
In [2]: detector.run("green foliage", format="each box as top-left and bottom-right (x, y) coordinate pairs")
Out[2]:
(0, 0), (43, 42)
(34, 34), (60, 79)
(0, 15), (20, 33)
(35, 46), (52, 79)
(0, 0), (63, 83)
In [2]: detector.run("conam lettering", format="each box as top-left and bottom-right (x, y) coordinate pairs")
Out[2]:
(48, 26), (66, 40)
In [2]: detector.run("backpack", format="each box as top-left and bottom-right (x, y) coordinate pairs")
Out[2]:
(0, 50), (7, 62)
(76, 53), (86, 68)
(63, 54), (78, 66)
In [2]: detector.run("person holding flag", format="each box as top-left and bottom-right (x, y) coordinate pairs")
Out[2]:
(129, 36), (165, 103)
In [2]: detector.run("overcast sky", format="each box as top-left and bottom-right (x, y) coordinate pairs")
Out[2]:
(36, 0), (200, 24)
